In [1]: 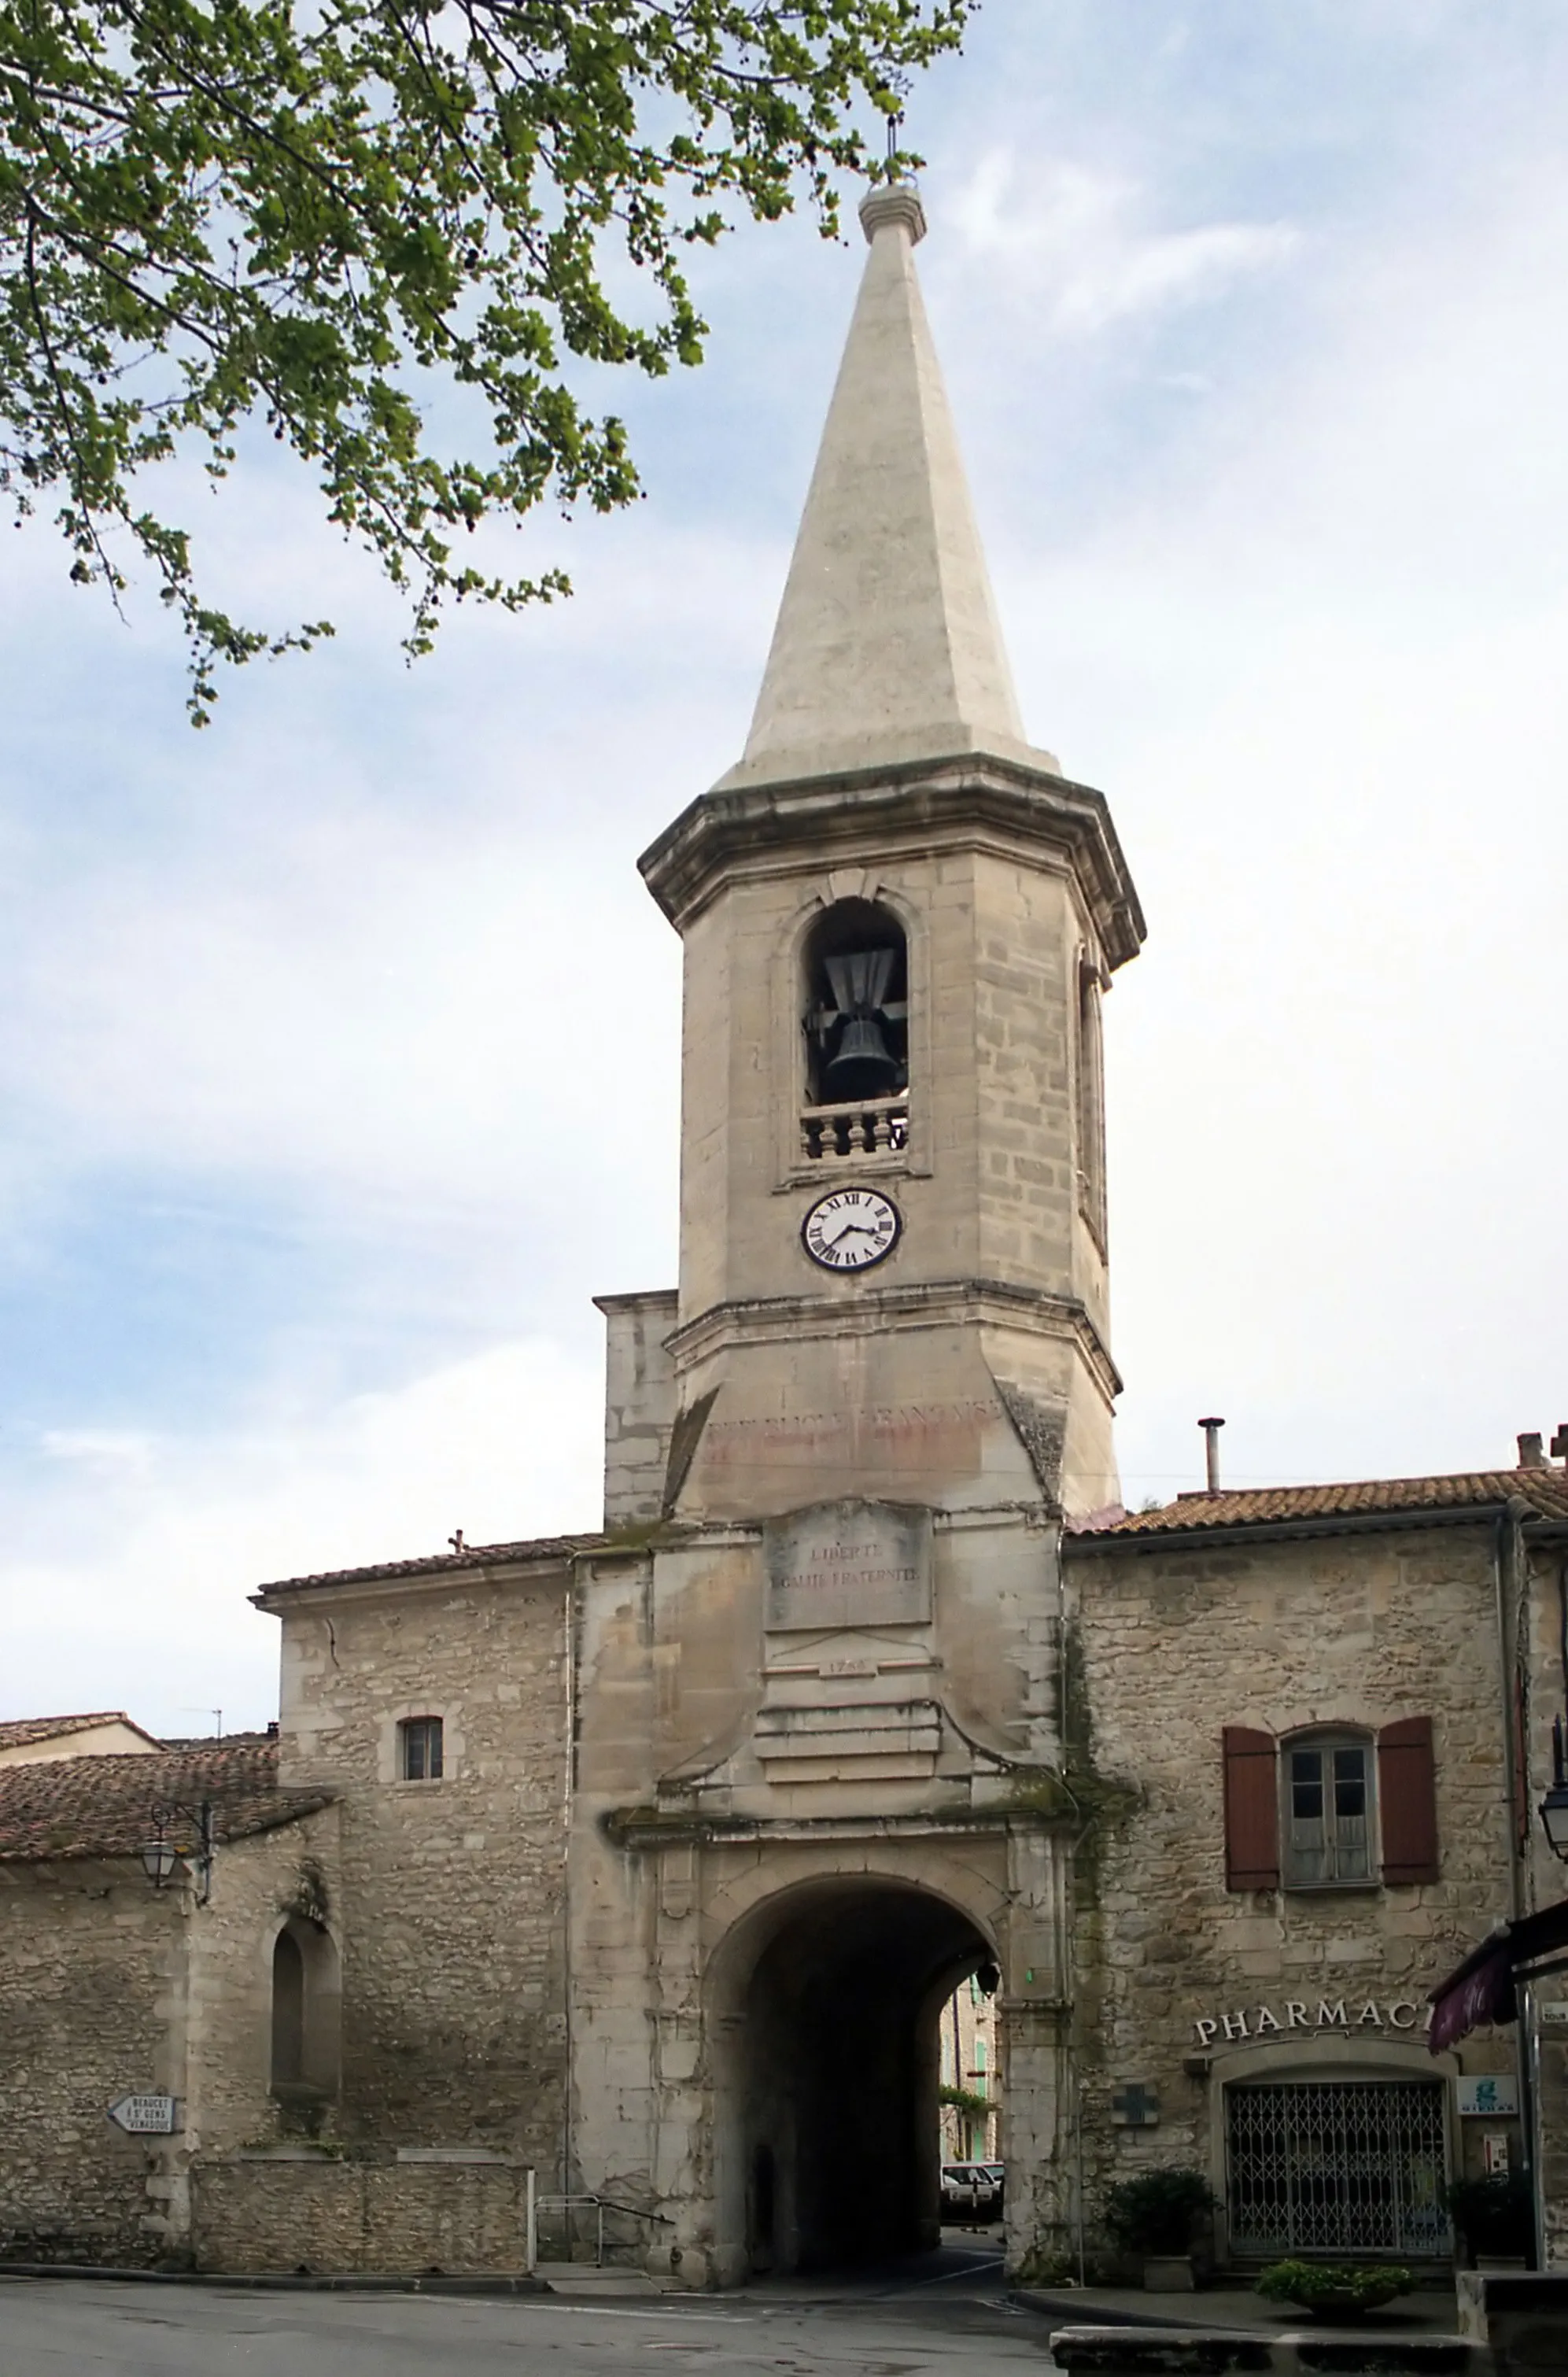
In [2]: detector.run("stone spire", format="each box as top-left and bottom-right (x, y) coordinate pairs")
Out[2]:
(717, 181), (1056, 792)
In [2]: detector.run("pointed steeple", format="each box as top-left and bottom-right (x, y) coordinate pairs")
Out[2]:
(717, 182), (1056, 792)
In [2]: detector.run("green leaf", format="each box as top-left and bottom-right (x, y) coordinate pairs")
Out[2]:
(0, 0), (969, 717)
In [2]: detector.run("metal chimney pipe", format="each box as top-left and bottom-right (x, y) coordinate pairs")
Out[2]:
(1198, 1416), (1225, 1493)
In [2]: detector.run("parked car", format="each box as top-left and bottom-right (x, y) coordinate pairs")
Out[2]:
(940, 2162), (1003, 2220)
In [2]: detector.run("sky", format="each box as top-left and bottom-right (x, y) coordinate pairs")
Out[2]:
(4, 1), (1567, 1737)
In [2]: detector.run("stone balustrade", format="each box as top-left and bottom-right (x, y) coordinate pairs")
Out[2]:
(799, 1097), (909, 1160)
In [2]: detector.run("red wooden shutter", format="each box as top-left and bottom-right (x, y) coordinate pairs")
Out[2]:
(1379, 1715), (1440, 1884)
(1223, 1727), (1279, 1890)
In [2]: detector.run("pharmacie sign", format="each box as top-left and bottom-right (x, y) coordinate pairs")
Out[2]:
(1193, 1997), (1428, 2048)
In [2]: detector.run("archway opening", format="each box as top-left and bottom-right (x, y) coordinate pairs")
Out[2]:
(717, 1877), (992, 2276)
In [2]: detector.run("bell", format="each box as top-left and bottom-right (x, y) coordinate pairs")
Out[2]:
(825, 1016), (899, 1100)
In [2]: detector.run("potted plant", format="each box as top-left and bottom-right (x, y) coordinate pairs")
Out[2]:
(1256, 2261), (1415, 2320)
(1102, 2168), (1215, 2290)
(1444, 2172), (1534, 2268)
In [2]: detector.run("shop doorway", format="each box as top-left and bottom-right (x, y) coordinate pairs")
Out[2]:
(714, 1876), (993, 2275)
(1227, 2077), (1450, 2258)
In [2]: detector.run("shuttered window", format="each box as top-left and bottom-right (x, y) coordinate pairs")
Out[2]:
(1226, 1717), (1440, 1894)
(1223, 1726), (1280, 1890)
(1378, 1715), (1440, 1884)
(1283, 1737), (1372, 1885)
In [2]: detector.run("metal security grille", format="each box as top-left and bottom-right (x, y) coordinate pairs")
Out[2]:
(1227, 2080), (1450, 2258)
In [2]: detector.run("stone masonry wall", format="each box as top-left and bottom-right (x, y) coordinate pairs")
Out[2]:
(0, 1813), (342, 2267)
(193, 2155), (533, 2275)
(597, 1290), (679, 1527)
(0, 1861), (178, 2264)
(186, 1807), (342, 2157)
(1067, 1520), (1518, 2257)
(273, 1565), (571, 2175)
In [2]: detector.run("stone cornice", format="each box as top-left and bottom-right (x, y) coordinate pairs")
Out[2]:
(666, 1275), (1123, 1401)
(637, 751), (1145, 970)
(599, 1803), (1073, 1851)
(251, 1550), (581, 1612)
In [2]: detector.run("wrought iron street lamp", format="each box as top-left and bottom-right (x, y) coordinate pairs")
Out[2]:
(138, 1801), (215, 1903)
(1538, 1718), (1568, 1862)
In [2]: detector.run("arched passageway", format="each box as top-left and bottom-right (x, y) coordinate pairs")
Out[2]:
(712, 1877), (994, 2277)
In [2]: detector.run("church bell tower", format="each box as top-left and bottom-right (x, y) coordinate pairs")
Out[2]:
(637, 181), (1144, 1526)
(574, 179), (1146, 2290)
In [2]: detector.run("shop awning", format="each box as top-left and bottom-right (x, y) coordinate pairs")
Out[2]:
(1429, 1897), (1568, 2053)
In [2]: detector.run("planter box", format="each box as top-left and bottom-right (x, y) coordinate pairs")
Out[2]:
(1457, 2270), (1568, 2373)
(1142, 2255), (1196, 2290)
(1050, 2328), (1485, 2375)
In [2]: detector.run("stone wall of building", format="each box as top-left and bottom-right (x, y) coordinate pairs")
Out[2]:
(0, 1810), (337, 2266)
(939, 1972), (1000, 2161)
(192, 2153), (533, 2275)
(186, 1807), (341, 2157)
(271, 1562), (572, 2172)
(597, 1290), (679, 1527)
(0, 1861), (178, 2263)
(1067, 1519), (1519, 2262)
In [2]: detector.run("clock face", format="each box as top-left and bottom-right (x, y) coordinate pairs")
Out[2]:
(801, 1186), (902, 1273)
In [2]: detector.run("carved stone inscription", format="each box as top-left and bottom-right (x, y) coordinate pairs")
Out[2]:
(764, 1499), (932, 1633)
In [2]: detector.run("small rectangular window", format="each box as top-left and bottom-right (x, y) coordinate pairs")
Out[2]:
(400, 1717), (444, 1781)
(1284, 1738), (1371, 1885)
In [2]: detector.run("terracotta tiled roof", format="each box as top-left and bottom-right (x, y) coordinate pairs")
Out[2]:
(156, 1730), (275, 1751)
(255, 1532), (606, 1597)
(1067, 1467), (1568, 1544)
(0, 1740), (332, 1864)
(0, 1711), (160, 1751)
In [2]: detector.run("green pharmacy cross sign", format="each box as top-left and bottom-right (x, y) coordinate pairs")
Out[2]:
(1112, 2084), (1160, 2128)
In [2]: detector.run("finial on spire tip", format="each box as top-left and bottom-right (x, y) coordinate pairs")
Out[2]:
(859, 180), (926, 246)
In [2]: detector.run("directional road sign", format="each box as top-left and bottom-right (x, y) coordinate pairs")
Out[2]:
(106, 2093), (179, 2135)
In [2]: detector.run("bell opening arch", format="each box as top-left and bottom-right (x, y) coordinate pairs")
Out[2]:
(801, 899), (909, 1109)
(704, 1872), (995, 2279)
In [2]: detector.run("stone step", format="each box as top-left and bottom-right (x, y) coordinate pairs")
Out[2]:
(533, 2263), (666, 2297)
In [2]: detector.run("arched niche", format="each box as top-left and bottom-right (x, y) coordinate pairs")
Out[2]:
(269, 1914), (342, 2104)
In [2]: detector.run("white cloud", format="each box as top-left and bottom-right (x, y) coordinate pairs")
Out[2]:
(2, 1338), (604, 1737)
(980, 138), (1568, 1502)
(950, 152), (1299, 335)
(6, 1), (1568, 1718)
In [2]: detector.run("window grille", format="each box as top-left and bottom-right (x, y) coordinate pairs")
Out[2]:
(1227, 2080), (1449, 2258)
(1285, 1735), (1371, 1885)
(400, 1715), (444, 1781)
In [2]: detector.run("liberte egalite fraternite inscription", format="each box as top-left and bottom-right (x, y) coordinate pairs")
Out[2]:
(763, 1499), (932, 1632)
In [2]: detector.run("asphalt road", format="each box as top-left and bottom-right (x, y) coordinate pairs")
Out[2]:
(0, 2249), (1050, 2377)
